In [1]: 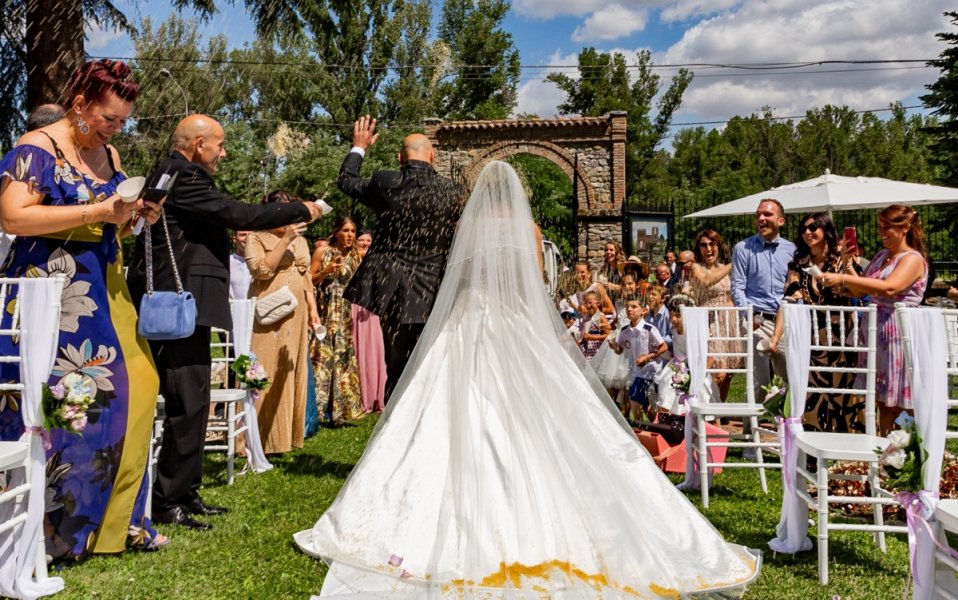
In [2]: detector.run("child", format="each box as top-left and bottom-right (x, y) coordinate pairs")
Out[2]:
(611, 298), (668, 423)
(577, 291), (611, 362)
(560, 308), (581, 342)
(655, 294), (718, 415)
(645, 283), (672, 349)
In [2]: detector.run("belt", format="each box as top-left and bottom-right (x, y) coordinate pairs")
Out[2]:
(756, 311), (777, 320)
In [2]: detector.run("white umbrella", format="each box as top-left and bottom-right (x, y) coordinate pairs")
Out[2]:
(684, 170), (958, 218)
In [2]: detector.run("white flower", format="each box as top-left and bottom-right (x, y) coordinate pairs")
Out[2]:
(887, 429), (912, 449)
(764, 386), (781, 402)
(882, 446), (907, 470)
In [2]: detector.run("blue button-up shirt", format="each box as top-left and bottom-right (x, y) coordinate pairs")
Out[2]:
(730, 234), (796, 314)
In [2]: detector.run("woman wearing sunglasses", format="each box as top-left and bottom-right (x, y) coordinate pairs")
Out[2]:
(768, 212), (864, 434)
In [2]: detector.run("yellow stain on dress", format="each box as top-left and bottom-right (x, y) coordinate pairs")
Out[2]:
(647, 583), (680, 598)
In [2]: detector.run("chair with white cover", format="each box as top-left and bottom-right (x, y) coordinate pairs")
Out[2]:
(205, 299), (272, 483)
(681, 304), (780, 508)
(897, 304), (958, 600)
(0, 276), (65, 599)
(791, 303), (905, 585)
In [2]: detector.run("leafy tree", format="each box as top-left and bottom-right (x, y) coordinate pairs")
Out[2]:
(921, 11), (958, 238)
(547, 48), (692, 202)
(436, 0), (521, 120)
(508, 155), (575, 258)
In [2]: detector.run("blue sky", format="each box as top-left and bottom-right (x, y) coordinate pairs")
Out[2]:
(89, 0), (951, 132)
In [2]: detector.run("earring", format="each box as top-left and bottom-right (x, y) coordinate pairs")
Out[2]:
(75, 114), (90, 135)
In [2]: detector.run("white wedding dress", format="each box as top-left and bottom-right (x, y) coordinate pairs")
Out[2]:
(295, 161), (760, 599)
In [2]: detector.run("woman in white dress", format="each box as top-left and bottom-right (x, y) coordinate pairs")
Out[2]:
(295, 161), (760, 599)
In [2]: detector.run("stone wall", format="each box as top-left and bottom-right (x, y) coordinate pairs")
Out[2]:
(424, 112), (626, 262)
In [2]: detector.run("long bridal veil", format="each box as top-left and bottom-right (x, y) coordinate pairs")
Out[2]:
(295, 161), (760, 599)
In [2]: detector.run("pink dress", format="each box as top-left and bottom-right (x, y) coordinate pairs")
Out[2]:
(861, 249), (927, 408)
(352, 304), (387, 412)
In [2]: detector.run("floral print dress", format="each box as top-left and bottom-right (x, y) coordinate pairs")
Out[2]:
(312, 246), (363, 423)
(0, 143), (160, 559)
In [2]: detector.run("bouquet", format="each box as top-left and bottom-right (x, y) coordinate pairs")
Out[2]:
(876, 413), (925, 491)
(42, 373), (95, 434)
(231, 353), (270, 390)
(669, 357), (691, 403)
(760, 374), (788, 419)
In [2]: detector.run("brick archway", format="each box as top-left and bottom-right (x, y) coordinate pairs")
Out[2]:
(461, 140), (597, 211)
(424, 112), (626, 262)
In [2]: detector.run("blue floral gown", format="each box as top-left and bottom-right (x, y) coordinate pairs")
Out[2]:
(0, 140), (160, 559)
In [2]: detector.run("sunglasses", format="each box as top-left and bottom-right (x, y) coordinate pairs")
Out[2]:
(800, 223), (821, 233)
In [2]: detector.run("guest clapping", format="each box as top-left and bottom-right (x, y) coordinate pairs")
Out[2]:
(245, 191), (319, 454)
(820, 204), (928, 435)
(311, 216), (364, 423)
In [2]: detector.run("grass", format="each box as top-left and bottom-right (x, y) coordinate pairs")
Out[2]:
(50, 395), (917, 600)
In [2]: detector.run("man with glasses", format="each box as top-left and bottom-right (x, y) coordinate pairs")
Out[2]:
(675, 250), (695, 295)
(731, 199), (795, 458)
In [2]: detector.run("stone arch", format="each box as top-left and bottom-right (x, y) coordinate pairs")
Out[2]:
(424, 112), (627, 262)
(461, 140), (596, 211)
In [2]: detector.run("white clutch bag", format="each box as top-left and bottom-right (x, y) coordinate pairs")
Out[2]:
(255, 285), (298, 325)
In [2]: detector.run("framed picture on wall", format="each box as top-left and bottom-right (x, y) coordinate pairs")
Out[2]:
(626, 213), (673, 265)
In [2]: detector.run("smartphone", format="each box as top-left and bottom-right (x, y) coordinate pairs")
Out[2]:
(843, 226), (859, 255)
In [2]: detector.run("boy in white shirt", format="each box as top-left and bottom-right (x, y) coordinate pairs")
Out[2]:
(610, 298), (668, 424)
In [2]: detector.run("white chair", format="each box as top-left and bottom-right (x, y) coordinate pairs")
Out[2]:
(206, 322), (249, 485)
(0, 276), (65, 599)
(898, 305), (958, 599)
(684, 304), (780, 508)
(790, 304), (905, 584)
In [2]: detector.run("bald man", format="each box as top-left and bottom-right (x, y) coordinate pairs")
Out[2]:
(127, 114), (322, 530)
(338, 115), (466, 401)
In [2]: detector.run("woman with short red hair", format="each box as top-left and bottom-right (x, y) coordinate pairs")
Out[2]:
(0, 59), (166, 557)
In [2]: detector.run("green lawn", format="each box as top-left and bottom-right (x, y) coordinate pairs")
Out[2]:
(50, 410), (915, 600)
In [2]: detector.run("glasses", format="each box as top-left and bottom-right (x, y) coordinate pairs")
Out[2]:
(698, 240), (716, 248)
(800, 223), (821, 233)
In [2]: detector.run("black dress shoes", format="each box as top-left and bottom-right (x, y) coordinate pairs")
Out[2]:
(186, 497), (229, 516)
(152, 505), (212, 531)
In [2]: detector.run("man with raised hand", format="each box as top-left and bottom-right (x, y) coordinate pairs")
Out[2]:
(338, 115), (465, 402)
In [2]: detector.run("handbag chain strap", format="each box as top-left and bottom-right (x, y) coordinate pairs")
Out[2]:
(144, 210), (186, 296)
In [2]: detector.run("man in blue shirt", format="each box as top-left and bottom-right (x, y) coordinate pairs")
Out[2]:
(731, 198), (796, 421)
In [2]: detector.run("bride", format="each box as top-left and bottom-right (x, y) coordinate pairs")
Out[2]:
(295, 161), (760, 598)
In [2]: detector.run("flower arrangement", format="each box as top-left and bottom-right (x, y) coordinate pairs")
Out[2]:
(876, 413), (925, 491)
(761, 374), (788, 418)
(231, 353), (270, 390)
(669, 357), (691, 400)
(42, 373), (95, 434)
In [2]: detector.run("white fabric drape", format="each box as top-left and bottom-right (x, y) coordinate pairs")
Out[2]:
(899, 307), (948, 600)
(679, 307), (710, 490)
(230, 299), (272, 473)
(768, 303), (813, 554)
(0, 277), (65, 599)
(295, 161), (760, 598)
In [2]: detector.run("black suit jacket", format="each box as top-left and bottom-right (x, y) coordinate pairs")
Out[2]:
(339, 152), (465, 324)
(127, 150), (312, 330)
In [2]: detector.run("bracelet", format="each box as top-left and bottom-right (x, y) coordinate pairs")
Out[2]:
(81, 206), (90, 225)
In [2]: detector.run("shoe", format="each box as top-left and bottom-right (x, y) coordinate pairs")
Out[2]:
(186, 497), (229, 516)
(152, 505), (212, 531)
(127, 531), (171, 552)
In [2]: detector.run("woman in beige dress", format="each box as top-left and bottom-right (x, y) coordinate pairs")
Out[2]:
(688, 228), (742, 403)
(246, 190), (320, 454)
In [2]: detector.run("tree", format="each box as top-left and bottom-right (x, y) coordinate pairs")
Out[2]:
(436, 0), (520, 120)
(920, 11), (958, 238)
(547, 49), (692, 201)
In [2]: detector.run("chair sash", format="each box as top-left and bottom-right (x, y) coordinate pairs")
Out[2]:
(899, 307), (948, 600)
(230, 299), (273, 474)
(679, 307), (710, 490)
(769, 303), (813, 554)
(0, 277), (65, 598)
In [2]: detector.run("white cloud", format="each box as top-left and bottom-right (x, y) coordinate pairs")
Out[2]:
(85, 24), (125, 51)
(515, 51), (581, 117)
(659, 0), (951, 121)
(572, 5), (650, 42)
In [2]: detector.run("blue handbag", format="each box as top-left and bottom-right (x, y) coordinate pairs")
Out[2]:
(137, 210), (197, 340)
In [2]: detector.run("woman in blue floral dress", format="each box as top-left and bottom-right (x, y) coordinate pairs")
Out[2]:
(0, 60), (165, 559)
